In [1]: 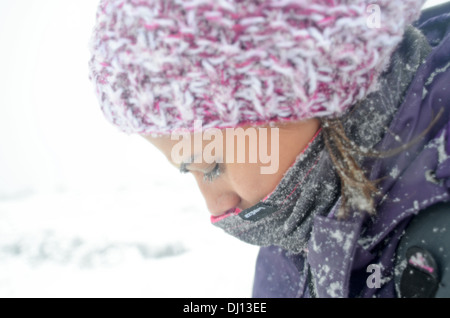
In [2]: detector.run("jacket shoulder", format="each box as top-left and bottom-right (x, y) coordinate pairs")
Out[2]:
(414, 1), (450, 26)
(414, 2), (450, 47)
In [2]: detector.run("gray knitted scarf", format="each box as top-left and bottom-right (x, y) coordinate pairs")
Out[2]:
(212, 26), (432, 254)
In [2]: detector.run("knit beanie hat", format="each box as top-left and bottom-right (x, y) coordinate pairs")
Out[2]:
(88, 0), (426, 135)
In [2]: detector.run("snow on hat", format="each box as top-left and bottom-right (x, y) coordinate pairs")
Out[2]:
(88, 0), (426, 135)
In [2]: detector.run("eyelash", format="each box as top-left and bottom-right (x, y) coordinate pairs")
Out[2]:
(179, 163), (222, 183)
(203, 163), (222, 183)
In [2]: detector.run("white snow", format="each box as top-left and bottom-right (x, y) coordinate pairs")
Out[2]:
(0, 184), (260, 298)
(425, 170), (439, 184)
(326, 281), (342, 298)
(424, 61), (450, 86)
(422, 86), (428, 99)
(390, 166), (400, 179)
(329, 230), (344, 244)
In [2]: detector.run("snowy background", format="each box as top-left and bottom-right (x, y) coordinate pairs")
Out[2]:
(0, 0), (447, 298)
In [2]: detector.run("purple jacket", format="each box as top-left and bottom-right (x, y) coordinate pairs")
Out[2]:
(252, 3), (450, 298)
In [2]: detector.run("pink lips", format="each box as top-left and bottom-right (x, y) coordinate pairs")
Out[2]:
(210, 207), (242, 224)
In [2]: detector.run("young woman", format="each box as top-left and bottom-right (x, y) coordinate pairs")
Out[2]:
(89, 0), (450, 297)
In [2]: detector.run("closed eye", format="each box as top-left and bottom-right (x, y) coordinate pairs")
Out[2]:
(179, 161), (223, 183)
(179, 162), (190, 174)
(203, 163), (222, 183)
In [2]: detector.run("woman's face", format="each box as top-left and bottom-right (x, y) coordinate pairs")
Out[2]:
(143, 118), (320, 217)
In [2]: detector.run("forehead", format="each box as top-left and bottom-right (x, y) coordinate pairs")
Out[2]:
(143, 122), (285, 154)
(141, 126), (248, 164)
(143, 134), (182, 157)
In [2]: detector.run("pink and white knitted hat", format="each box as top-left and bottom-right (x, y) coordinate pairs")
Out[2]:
(88, 0), (426, 135)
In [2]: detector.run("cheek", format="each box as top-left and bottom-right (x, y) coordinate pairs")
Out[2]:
(227, 163), (284, 206)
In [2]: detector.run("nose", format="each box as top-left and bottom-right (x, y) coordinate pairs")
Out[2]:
(193, 174), (241, 216)
(208, 192), (241, 217)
